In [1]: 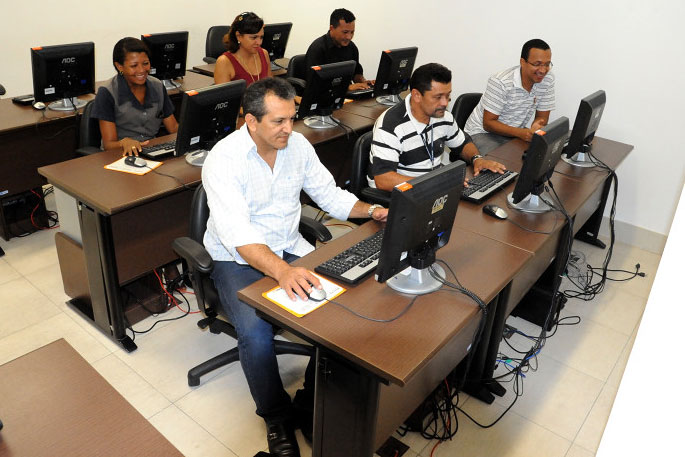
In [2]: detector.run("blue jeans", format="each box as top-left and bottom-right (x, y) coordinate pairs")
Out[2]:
(211, 253), (314, 423)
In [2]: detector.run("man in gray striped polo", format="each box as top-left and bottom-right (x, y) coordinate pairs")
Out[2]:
(368, 63), (505, 191)
(464, 39), (555, 154)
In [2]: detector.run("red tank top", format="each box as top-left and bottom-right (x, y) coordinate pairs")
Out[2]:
(222, 48), (269, 86)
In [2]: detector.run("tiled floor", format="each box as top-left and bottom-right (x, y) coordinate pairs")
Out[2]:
(0, 198), (660, 457)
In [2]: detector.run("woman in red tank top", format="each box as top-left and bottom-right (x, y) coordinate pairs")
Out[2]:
(214, 12), (272, 86)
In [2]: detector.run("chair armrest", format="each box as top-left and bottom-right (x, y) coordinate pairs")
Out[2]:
(360, 188), (392, 206)
(75, 146), (102, 157)
(299, 216), (332, 243)
(203, 56), (217, 64)
(172, 237), (214, 275)
(286, 77), (306, 92)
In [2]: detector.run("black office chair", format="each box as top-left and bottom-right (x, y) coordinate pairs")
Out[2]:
(451, 92), (482, 130)
(285, 54), (307, 95)
(76, 100), (102, 156)
(349, 131), (392, 207)
(203, 25), (230, 64)
(0, 83), (6, 96)
(172, 184), (331, 387)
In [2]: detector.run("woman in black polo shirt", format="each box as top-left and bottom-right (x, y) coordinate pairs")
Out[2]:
(91, 37), (178, 156)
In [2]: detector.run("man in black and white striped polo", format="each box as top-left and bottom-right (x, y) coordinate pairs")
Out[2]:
(368, 63), (506, 191)
(464, 39), (555, 154)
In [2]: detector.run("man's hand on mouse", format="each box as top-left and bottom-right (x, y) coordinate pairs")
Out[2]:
(120, 138), (149, 157)
(275, 265), (322, 301)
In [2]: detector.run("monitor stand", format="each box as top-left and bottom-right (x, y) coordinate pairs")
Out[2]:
(387, 263), (445, 295)
(376, 94), (401, 106)
(506, 192), (552, 213)
(185, 150), (207, 167)
(562, 144), (595, 168)
(162, 79), (182, 91)
(48, 97), (88, 111)
(304, 115), (339, 129)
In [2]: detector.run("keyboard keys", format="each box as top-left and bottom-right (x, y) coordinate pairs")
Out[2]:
(462, 169), (518, 203)
(315, 230), (383, 284)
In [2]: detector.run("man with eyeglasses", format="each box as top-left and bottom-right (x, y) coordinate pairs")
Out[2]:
(464, 39), (555, 154)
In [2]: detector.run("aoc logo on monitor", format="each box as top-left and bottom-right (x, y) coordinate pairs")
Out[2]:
(215, 101), (229, 110)
(399, 59), (408, 68)
(273, 33), (282, 40)
(164, 43), (175, 51)
(62, 57), (76, 64)
(431, 195), (448, 214)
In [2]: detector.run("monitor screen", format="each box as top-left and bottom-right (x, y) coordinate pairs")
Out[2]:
(563, 90), (606, 166)
(175, 80), (246, 157)
(297, 60), (356, 129)
(141, 31), (189, 89)
(373, 47), (418, 105)
(262, 22), (292, 62)
(375, 160), (466, 294)
(508, 117), (570, 213)
(30, 42), (95, 111)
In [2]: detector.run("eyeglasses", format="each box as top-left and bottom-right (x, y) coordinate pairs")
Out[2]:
(526, 61), (553, 69)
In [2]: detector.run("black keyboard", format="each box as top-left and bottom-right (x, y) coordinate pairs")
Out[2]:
(140, 140), (176, 159)
(315, 230), (383, 284)
(462, 169), (518, 203)
(347, 85), (375, 98)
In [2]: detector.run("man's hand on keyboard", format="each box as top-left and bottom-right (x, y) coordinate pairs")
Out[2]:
(120, 138), (149, 157)
(275, 265), (321, 301)
(473, 158), (507, 177)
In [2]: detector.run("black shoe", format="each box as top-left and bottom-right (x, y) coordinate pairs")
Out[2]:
(266, 421), (300, 457)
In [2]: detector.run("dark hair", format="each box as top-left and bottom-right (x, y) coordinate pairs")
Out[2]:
(410, 63), (452, 94)
(112, 37), (150, 71)
(330, 8), (355, 27)
(242, 77), (296, 121)
(521, 39), (550, 60)
(224, 12), (264, 53)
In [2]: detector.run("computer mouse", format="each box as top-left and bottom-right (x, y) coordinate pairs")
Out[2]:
(483, 204), (508, 220)
(33, 101), (46, 110)
(124, 156), (147, 168)
(306, 284), (327, 302)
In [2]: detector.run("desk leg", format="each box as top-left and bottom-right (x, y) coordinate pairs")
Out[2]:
(574, 176), (611, 249)
(313, 348), (380, 457)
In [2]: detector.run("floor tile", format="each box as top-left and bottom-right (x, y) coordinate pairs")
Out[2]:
(149, 404), (238, 457)
(574, 383), (619, 452)
(489, 354), (603, 441)
(92, 353), (171, 419)
(565, 443), (595, 457)
(605, 325), (638, 389)
(1, 227), (59, 276)
(0, 258), (21, 286)
(0, 277), (62, 338)
(23, 261), (71, 308)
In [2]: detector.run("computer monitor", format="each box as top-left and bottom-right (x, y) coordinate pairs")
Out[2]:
(30, 42), (95, 111)
(141, 31), (189, 90)
(373, 47), (418, 106)
(175, 80), (246, 166)
(507, 117), (570, 213)
(562, 90), (606, 168)
(375, 160), (466, 295)
(262, 22), (292, 70)
(297, 60), (356, 129)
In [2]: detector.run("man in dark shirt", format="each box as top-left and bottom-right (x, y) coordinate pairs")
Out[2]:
(305, 8), (373, 91)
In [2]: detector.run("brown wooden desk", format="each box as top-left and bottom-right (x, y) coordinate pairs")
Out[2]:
(0, 339), (183, 457)
(37, 102), (380, 351)
(239, 221), (532, 457)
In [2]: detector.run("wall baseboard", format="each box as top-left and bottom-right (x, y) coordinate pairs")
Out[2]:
(598, 217), (667, 254)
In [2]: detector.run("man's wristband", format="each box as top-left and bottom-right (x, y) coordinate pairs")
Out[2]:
(471, 154), (484, 165)
(368, 204), (383, 218)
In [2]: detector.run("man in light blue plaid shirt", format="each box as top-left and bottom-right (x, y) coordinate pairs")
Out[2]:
(202, 77), (387, 457)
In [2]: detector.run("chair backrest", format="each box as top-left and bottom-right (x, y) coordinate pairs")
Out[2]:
(190, 184), (210, 244)
(79, 100), (101, 148)
(205, 25), (230, 61)
(349, 131), (374, 197)
(451, 92), (482, 130)
(287, 54), (307, 80)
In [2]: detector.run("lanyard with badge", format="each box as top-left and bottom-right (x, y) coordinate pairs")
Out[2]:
(420, 122), (435, 169)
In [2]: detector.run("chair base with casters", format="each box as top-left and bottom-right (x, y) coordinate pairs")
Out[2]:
(172, 184), (332, 387)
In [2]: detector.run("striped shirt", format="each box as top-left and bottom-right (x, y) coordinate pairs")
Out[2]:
(368, 94), (468, 187)
(202, 124), (358, 264)
(464, 66), (555, 136)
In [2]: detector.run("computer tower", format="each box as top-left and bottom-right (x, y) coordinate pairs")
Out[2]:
(0, 187), (49, 241)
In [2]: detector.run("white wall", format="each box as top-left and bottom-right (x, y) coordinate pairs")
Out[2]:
(2, 0), (683, 238)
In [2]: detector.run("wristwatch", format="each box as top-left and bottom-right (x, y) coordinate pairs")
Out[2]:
(471, 154), (484, 165)
(368, 204), (383, 218)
